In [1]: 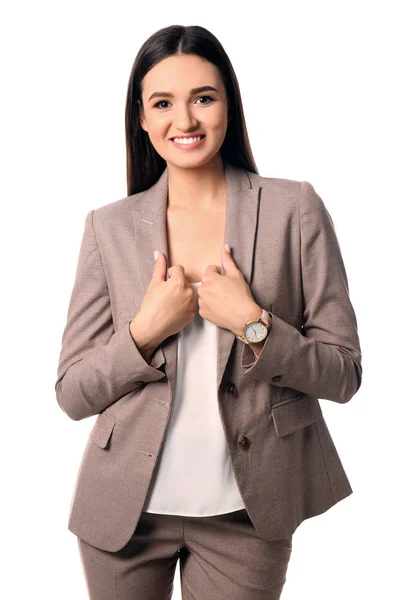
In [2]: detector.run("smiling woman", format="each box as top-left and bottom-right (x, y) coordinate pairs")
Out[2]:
(136, 52), (231, 200)
(56, 22), (362, 600)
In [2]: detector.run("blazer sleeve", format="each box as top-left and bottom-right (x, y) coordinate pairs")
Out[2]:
(241, 181), (362, 404)
(54, 209), (166, 421)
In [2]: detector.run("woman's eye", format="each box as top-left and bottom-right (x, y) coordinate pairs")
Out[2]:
(153, 96), (215, 109)
(154, 100), (170, 109)
(196, 95), (214, 104)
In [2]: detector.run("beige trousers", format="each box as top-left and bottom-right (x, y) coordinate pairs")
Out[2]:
(77, 508), (292, 600)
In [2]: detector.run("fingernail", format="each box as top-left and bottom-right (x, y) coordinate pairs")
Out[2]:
(154, 250), (159, 260)
(224, 243), (230, 253)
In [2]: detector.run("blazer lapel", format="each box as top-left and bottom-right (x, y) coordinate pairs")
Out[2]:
(133, 161), (261, 394)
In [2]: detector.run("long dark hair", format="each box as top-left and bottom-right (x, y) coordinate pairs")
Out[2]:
(125, 25), (259, 196)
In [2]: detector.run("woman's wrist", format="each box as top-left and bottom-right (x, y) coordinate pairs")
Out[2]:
(129, 317), (158, 363)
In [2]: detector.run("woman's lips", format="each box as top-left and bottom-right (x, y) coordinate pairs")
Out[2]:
(169, 135), (206, 150)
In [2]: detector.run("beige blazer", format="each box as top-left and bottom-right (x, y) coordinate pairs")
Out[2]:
(55, 162), (362, 552)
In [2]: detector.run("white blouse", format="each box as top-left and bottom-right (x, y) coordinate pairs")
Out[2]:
(142, 281), (248, 516)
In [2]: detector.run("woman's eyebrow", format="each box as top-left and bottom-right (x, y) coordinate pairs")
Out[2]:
(148, 86), (218, 102)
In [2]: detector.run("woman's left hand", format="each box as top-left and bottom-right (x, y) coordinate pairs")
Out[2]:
(198, 244), (262, 336)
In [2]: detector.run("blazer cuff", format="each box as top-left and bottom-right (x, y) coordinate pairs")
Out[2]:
(57, 322), (166, 421)
(241, 310), (361, 403)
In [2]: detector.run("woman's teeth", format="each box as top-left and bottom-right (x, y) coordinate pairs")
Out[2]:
(172, 136), (204, 144)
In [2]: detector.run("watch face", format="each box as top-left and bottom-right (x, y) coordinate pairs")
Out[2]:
(244, 321), (267, 343)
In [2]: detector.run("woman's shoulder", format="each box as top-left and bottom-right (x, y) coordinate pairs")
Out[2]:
(251, 171), (326, 215)
(89, 188), (147, 225)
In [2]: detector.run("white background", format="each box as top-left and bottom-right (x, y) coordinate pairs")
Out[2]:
(1, 1), (398, 598)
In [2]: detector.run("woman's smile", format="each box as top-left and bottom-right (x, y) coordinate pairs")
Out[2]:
(169, 134), (206, 150)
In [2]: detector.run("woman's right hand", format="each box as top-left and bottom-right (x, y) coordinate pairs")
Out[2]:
(131, 250), (197, 347)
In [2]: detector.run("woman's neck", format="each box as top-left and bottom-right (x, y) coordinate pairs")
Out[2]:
(166, 159), (226, 211)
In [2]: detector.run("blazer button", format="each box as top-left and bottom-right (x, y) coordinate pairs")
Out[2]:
(226, 382), (237, 395)
(272, 375), (282, 382)
(237, 435), (250, 450)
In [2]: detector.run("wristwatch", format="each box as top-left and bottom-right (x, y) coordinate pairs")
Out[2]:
(236, 309), (271, 345)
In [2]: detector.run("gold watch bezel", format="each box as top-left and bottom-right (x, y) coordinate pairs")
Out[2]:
(238, 317), (269, 344)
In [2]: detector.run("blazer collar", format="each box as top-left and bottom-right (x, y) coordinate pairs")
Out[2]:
(133, 161), (261, 391)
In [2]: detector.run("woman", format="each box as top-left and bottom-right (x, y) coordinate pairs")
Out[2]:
(55, 24), (362, 600)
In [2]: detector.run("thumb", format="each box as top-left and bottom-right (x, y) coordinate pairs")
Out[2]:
(153, 250), (167, 281)
(221, 242), (234, 273)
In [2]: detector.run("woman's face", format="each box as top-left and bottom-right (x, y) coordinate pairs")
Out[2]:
(138, 53), (229, 169)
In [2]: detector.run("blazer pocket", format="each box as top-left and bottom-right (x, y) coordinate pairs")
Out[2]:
(272, 389), (305, 408)
(271, 393), (323, 437)
(89, 411), (117, 449)
(275, 387), (306, 404)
